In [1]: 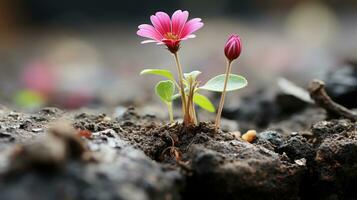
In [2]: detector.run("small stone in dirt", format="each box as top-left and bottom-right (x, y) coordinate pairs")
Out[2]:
(8, 112), (20, 120)
(257, 130), (283, 147)
(102, 116), (111, 122)
(300, 131), (313, 137)
(278, 135), (314, 161)
(31, 128), (43, 133)
(294, 158), (306, 166)
(291, 132), (299, 136)
(242, 130), (257, 143)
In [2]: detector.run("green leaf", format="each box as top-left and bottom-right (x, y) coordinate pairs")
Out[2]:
(193, 93), (216, 112)
(184, 70), (202, 81)
(155, 80), (175, 103)
(199, 74), (247, 92)
(14, 90), (45, 108)
(140, 69), (175, 81)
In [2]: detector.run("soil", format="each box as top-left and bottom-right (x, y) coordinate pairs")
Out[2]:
(0, 103), (356, 200)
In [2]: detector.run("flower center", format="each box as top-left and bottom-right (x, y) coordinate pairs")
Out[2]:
(164, 32), (179, 40)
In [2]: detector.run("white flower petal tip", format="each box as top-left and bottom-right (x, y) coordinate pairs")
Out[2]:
(141, 40), (157, 44)
(188, 34), (196, 38)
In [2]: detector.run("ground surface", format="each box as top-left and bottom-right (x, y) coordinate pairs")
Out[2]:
(0, 104), (356, 200)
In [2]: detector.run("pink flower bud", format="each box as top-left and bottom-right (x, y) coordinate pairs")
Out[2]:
(224, 34), (242, 62)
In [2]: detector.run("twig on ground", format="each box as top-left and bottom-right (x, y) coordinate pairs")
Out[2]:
(308, 79), (357, 121)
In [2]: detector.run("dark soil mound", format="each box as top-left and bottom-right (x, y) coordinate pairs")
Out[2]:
(0, 106), (356, 200)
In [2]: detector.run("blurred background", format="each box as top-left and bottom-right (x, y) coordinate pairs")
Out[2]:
(0, 0), (356, 112)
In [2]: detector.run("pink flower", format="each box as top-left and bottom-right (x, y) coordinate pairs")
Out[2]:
(224, 34), (242, 62)
(21, 61), (56, 96)
(137, 10), (204, 53)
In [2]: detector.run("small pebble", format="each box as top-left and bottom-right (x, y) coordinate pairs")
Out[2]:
(32, 128), (43, 133)
(294, 158), (306, 166)
(258, 130), (283, 147)
(103, 116), (111, 122)
(8, 112), (20, 119)
(291, 132), (299, 136)
(242, 130), (257, 143)
(301, 131), (313, 137)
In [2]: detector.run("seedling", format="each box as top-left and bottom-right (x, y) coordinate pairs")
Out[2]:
(138, 10), (247, 130)
(155, 80), (175, 123)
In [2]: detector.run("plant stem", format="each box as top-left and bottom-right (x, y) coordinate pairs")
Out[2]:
(191, 103), (197, 124)
(185, 79), (192, 122)
(167, 103), (174, 123)
(215, 60), (232, 131)
(173, 52), (188, 124)
(183, 77), (199, 126)
(190, 82), (198, 124)
(189, 98), (197, 125)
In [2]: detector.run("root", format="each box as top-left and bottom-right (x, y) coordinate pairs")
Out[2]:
(161, 134), (182, 162)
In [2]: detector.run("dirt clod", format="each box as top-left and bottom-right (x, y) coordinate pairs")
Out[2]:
(257, 130), (284, 148)
(278, 135), (314, 162)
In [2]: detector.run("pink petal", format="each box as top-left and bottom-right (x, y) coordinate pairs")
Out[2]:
(137, 24), (162, 41)
(150, 12), (171, 35)
(181, 34), (196, 40)
(141, 40), (157, 44)
(227, 42), (235, 53)
(181, 18), (204, 38)
(171, 10), (189, 36)
(137, 30), (159, 41)
(150, 16), (165, 35)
